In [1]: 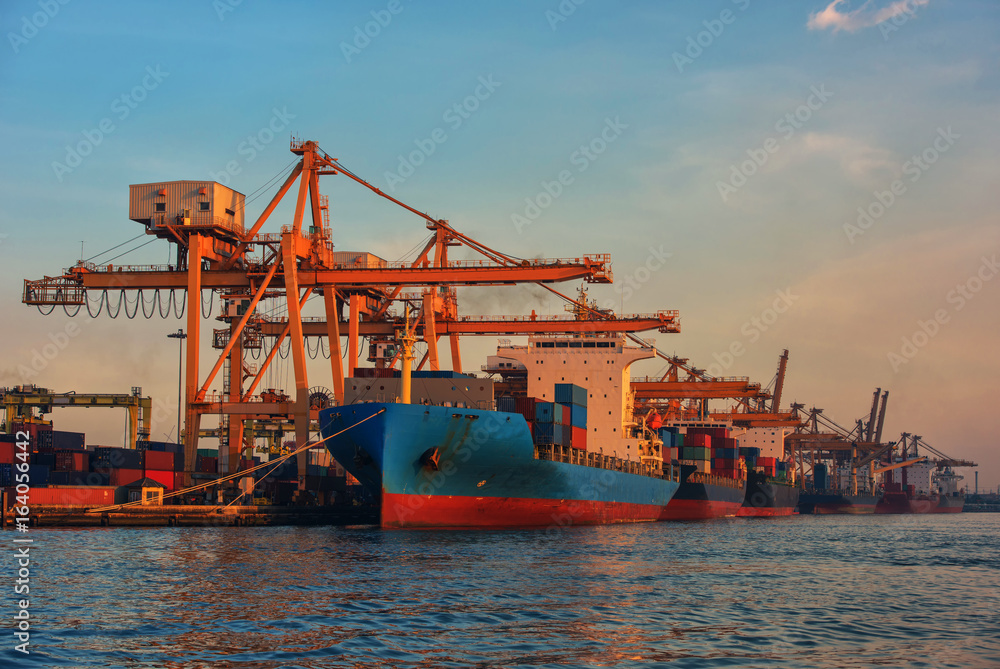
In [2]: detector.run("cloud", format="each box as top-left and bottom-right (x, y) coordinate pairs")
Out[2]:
(774, 132), (898, 184)
(808, 0), (929, 33)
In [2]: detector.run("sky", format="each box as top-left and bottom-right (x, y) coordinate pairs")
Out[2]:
(1, 0), (997, 490)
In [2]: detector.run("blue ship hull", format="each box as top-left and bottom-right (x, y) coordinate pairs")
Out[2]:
(319, 403), (679, 528)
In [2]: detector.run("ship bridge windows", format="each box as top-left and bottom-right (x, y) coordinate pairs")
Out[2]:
(540, 342), (554, 348)
(583, 342), (596, 348)
(155, 203), (165, 212)
(569, 342), (582, 348)
(555, 342), (568, 348)
(199, 201), (210, 211)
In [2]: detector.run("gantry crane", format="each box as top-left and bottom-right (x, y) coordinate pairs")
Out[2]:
(23, 138), (683, 490)
(1, 386), (152, 449)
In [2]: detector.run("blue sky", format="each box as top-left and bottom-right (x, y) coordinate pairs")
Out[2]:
(1, 0), (998, 488)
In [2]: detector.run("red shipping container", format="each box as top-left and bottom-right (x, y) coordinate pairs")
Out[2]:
(110, 468), (144, 486)
(688, 434), (710, 448)
(515, 397), (537, 422)
(143, 469), (174, 491)
(0, 442), (16, 464)
(571, 426), (587, 450)
(12, 486), (116, 507)
(200, 457), (218, 473)
(174, 472), (188, 491)
(143, 450), (174, 471)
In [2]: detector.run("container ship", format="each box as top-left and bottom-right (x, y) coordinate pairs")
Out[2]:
(321, 334), (681, 529)
(797, 463), (879, 514)
(656, 424), (745, 520)
(875, 465), (965, 514)
(738, 454), (800, 517)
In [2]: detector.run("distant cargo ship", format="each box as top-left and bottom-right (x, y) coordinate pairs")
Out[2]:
(657, 425), (746, 520)
(321, 334), (681, 529)
(738, 471), (800, 517)
(875, 465), (965, 514)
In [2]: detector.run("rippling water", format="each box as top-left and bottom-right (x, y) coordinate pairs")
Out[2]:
(5, 514), (999, 668)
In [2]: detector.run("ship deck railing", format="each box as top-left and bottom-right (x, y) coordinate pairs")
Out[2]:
(533, 444), (680, 482)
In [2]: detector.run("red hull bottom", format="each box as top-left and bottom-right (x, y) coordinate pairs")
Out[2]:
(736, 506), (796, 517)
(382, 492), (665, 528)
(658, 498), (742, 521)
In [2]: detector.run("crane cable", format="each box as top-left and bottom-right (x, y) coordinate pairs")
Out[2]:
(85, 408), (385, 514)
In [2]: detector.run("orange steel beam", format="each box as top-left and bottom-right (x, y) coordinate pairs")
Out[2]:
(226, 315), (244, 475)
(241, 288), (313, 401)
(183, 236), (204, 480)
(40, 262), (608, 291)
(324, 289), (346, 405)
(347, 294), (360, 377)
(632, 380), (769, 400)
(281, 233), (310, 488)
(423, 292), (440, 371)
(450, 333), (462, 374)
(256, 313), (678, 337)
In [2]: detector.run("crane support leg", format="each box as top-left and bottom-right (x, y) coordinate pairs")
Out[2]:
(348, 294), (360, 378)
(226, 318), (244, 476)
(423, 293), (440, 371)
(324, 289), (345, 404)
(183, 235), (204, 481)
(281, 233), (310, 491)
(449, 333), (462, 374)
(127, 406), (138, 450)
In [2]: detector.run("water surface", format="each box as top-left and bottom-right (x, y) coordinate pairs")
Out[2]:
(4, 514), (999, 667)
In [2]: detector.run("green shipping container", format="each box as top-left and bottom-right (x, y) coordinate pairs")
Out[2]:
(681, 446), (710, 461)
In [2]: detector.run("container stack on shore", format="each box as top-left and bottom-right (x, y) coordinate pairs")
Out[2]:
(0, 426), (354, 507)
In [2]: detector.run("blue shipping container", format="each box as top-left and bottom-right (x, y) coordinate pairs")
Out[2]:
(497, 396), (516, 413)
(554, 383), (588, 407)
(570, 405), (587, 429)
(535, 402), (555, 423)
(534, 422), (555, 443)
(31, 464), (50, 486)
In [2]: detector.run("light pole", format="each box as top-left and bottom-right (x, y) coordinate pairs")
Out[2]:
(167, 329), (187, 445)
